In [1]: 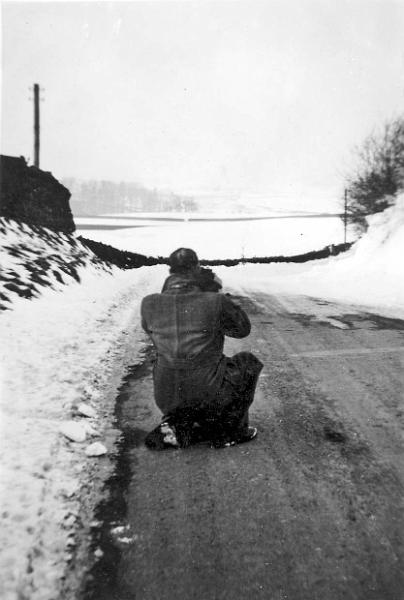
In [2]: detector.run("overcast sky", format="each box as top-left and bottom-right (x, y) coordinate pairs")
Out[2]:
(2, 0), (404, 207)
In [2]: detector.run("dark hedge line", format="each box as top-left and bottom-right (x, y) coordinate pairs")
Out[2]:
(80, 236), (353, 270)
(199, 242), (353, 267)
(78, 236), (166, 268)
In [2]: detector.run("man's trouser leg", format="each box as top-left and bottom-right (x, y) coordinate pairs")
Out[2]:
(203, 351), (263, 443)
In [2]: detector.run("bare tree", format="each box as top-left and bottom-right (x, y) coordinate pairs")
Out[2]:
(345, 116), (404, 231)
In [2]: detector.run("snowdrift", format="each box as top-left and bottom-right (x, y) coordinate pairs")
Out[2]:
(288, 193), (404, 311)
(217, 195), (404, 317)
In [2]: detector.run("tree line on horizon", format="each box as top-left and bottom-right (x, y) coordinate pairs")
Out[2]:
(345, 114), (404, 231)
(62, 113), (404, 226)
(62, 177), (198, 216)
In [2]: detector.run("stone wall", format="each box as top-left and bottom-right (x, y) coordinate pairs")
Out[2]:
(0, 155), (75, 233)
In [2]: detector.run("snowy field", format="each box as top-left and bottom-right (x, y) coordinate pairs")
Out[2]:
(1, 196), (403, 599)
(77, 198), (404, 317)
(76, 213), (347, 259)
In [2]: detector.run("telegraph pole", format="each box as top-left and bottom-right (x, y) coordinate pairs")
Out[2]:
(344, 188), (348, 244)
(33, 83), (40, 167)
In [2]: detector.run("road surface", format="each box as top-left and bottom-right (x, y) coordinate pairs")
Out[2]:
(83, 293), (404, 600)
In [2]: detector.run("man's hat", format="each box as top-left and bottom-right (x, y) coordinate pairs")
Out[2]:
(168, 248), (199, 273)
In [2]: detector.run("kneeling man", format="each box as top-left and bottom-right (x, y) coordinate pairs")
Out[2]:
(141, 247), (263, 449)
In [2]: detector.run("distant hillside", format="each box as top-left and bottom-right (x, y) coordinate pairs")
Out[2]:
(62, 177), (198, 216)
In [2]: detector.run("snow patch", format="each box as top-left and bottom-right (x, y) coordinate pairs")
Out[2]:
(85, 442), (107, 457)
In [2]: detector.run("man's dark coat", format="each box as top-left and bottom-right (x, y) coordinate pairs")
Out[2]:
(141, 278), (251, 416)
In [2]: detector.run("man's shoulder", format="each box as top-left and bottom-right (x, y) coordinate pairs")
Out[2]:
(142, 292), (163, 302)
(141, 293), (164, 310)
(194, 290), (225, 305)
(193, 292), (232, 316)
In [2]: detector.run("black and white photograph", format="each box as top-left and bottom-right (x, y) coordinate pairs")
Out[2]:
(1, 1), (404, 599)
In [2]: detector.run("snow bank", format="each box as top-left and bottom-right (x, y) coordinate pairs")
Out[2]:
(0, 218), (166, 599)
(0, 217), (112, 310)
(216, 195), (404, 317)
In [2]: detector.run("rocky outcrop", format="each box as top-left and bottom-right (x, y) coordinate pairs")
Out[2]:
(0, 155), (75, 233)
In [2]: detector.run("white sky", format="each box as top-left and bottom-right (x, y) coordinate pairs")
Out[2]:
(1, 0), (404, 208)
